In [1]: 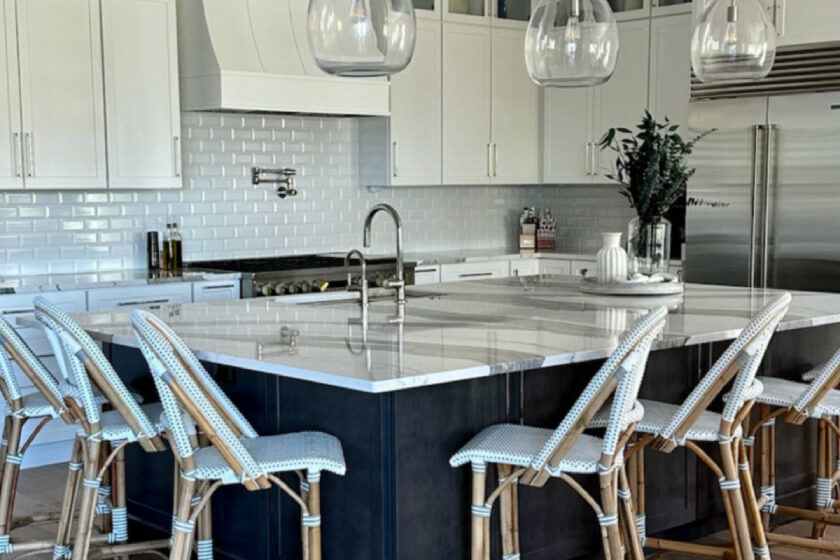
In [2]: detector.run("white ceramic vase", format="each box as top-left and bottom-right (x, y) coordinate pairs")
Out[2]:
(596, 232), (628, 284)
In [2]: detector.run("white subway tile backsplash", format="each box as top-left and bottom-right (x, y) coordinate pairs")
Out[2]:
(0, 112), (633, 275)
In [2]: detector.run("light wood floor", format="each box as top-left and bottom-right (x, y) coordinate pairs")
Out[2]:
(8, 464), (840, 559)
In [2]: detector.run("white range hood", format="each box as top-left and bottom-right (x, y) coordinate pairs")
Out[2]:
(177, 0), (390, 116)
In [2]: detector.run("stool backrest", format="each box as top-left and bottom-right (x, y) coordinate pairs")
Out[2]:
(659, 293), (791, 447)
(0, 315), (72, 422)
(530, 306), (668, 478)
(791, 346), (840, 419)
(33, 297), (164, 452)
(131, 309), (266, 489)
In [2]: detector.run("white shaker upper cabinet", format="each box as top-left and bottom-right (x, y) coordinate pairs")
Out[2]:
(595, 18), (651, 179)
(102, 0), (182, 189)
(442, 22), (492, 184)
(490, 26), (539, 184)
(774, 0), (840, 47)
(0, 0), (22, 189)
(649, 14), (691, 130)
(542, 86), (596, 184)
(390, 18), (442, 186)
(16, 0), (107, 189)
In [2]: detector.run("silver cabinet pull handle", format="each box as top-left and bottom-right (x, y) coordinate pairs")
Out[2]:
(174, 136), (182, 177)
(773, 0), (785, 37)
(201, 284), (235, 291)
(459, 272), (493, 278)
(590, 140), (597, 176)
(12, 133), (21, 178)
(2, 307), (35, 316)
(493, 143), (498, 177)
(585, 142), (591, 176)
(487, 144), (492, 177)
(24, 133), (34, 177)
(392, 141), (398, 178)
(117, 298), (170, 307)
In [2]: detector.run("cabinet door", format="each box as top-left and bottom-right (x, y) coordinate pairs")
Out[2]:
(775, 0), (840, 47)
(102, 0), (182, 189)
(510, 259), (539, 276)
(440, 260), (509, 282)
(491, 26), (539, 184)
(649, 14), (691, 130)
(87, 283), (192, 311)
(595, 18), (651, 179)
(390, 19), (442, 185)
(16, 0), (107, 189)
(0, 0), (22, 189)
(539, 259), (572, 276)
(192, 280), (241, 302)
(442, 22), (492, 184)
(413, 265), (442, 285)
(542, 86), (594, 184)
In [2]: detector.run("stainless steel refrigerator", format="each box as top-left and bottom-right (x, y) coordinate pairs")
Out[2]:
(685, 92), (840, 291)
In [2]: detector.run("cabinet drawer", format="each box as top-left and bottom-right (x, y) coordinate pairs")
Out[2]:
(88, 283), (192, 311)
(539, 260), (572, 276)
(510, 259), (540, 277)
(192, 280), (241, 302)
(413, 266), (441, 285)
(440, 261), (509, 283)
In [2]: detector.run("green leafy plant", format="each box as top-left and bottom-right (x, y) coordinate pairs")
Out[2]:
(598, 111), (713, 224)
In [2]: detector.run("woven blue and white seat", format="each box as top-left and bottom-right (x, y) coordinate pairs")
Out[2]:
(132, 309), (346, 560)
(34, 297), (170, 560)
(742, 345), (840, 553)
(589, 293), (791, 560)
(450, 307), (668, 560)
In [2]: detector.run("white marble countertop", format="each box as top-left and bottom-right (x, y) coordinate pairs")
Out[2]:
(0, 268), (242, 295)
(54, 276), (839, 394)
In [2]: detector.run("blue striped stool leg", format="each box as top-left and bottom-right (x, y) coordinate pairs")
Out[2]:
(305, 472), (322, 560)
(196, 484), (213, 560)
(470, 463), (488, 560)
(299, 476), (309, 560)
(0, 417), (11, 485)
(170, 472), (197, 560)
(54, 436), (84, 560)
(618, 465), (644, 560)
(96, 442), (113, 536)
(0, 416), (24, 552)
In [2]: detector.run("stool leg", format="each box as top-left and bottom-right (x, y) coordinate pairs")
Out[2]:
(97, 441), (113, 535)
(111, 445), (129, 560)
(307, 474), (322, 560)
(719, 440), (752, 560)
(54, 436), (84, 559)
(0, 416), (22, 553)
(72, 437), (102, 560)
(471, 465), (487, 560)
(300, 476), (310, 560)
(758, 406), (772, 530)
(170, 472), (196, 560)
(813, 420), (829, 539)
(498, 464), (517, 559)
(600, 471), (623, 560)
(619, 465), (644, 560)
(196, 489), (213, 560)
(738, 440), (770, 560)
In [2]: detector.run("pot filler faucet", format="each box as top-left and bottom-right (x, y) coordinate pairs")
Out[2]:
(363, 204), (405, 318)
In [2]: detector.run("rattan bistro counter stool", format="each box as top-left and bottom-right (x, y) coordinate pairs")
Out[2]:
(33, 296), (173, 559)
(740, 344), (840, 553)
(450, 306), (668, 560)
(131, 309), (346, 560)
(590, 293), (792, 560)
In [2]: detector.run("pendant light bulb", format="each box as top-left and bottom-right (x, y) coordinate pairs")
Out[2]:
(525, 0), (619, 88)
(308, 0), (417, 77)
(691, 0), (776, 83)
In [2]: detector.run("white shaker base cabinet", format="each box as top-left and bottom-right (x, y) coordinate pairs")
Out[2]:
(0, 0), (22, 189)
(15, 0), (107, 189)
(101, 0), (182, 189)
(440, 261), (509, 282)
(442, 22), (492, 185)
(87, 283), (193, 311)
(192, 280), (241, 302)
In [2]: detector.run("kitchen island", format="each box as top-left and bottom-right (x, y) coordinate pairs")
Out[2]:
(72, 277), (840, 560)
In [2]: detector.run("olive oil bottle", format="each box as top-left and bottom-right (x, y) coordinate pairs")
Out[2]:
(162, 221), (184, 272)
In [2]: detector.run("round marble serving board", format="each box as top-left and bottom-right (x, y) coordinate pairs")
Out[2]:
(580, 279), (685, 296)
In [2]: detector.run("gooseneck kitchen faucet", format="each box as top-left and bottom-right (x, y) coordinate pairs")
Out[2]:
(363, 204), (405, 318)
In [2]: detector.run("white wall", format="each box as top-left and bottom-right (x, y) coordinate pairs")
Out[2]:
(0, 112), (634, 277)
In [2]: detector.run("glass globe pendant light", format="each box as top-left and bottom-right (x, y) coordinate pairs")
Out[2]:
(307, 0), (416, 77)
(525, 0), (619, 87)
(691, 0), (776, 83)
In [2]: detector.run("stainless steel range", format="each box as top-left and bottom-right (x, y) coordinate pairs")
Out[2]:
(189, 255), (416, 298)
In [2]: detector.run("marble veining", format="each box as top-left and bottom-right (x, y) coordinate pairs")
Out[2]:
(52, 276), (840, 394)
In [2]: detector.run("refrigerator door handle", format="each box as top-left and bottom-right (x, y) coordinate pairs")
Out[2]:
(749, 125), (764, 289)
(761, 125), (777, 289)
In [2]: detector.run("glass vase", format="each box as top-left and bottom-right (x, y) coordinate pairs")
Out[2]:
(627, 216), (671, 276)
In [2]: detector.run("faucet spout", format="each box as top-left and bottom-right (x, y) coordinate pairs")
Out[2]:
(362, 204), (405, 315)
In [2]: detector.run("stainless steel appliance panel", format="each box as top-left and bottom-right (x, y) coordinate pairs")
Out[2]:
(764, 93), (840, 291)
(686, 98), (769, 287)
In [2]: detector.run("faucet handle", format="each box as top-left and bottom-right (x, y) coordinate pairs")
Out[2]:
(383, 278), (405, 290)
